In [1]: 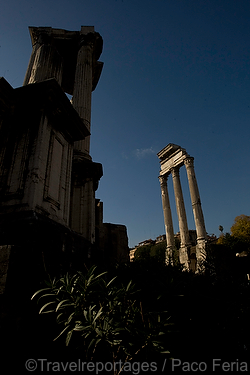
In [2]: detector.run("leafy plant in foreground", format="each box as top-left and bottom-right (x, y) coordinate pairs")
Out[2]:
(31, 266), (172, 374)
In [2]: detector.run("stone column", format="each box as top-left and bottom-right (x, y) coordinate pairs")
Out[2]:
(159, 175), (175, 264)
(184, 157), (206, 264)
(69, 28), (103, 244)
(23, 32), (63, 86)
(70, 179), (95, 243)
(23, 42), (41, 86)
(72, 29), (95, 159)
(171, 167), (189, 268)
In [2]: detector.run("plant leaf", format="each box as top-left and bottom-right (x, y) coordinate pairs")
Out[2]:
(31, 288), (52, 300)
(39, 301), (57, 314)
(66, 330), (73, 346)
(53, 325), (70, 341)
(55, 299), (71, 312)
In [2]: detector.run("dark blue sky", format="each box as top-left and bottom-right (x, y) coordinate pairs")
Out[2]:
(1, 0), (250, 247)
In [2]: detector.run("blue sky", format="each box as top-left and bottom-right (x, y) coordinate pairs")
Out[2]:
(1, 0), (250, 247)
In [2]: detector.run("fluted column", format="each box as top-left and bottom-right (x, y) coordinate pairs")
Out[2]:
(23, 31), (63, 86)
(184, 158), (206, 268)
(23, 42), (41, 86)
(171, 167), (189, 268)
(184, 157), (206, 244)
(72, 33), (95, 159)
(159, 174), (175, 264)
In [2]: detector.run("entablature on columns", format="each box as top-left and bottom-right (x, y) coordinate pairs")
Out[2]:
(157, 143), (191, 177)
(24, 26), (103, 94)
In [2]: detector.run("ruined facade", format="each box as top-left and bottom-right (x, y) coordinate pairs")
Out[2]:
(0, 26), (129, 298)
(158, 144), (206, 271)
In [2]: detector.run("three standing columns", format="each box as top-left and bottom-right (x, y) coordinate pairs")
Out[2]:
(158, 144), (206, 270)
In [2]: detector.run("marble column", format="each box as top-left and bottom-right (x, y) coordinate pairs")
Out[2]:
(23, 41), (41, 86)
(72, 30), (95, 160)
(184, 157), (206, 267)
(23, 32), (63, 86)
(70, 28), (102, 243)
(70, 178), (95, 243)
(171, 167), (189, 268)
(159, 175), (175, 264)
(184, 157), (206, 242)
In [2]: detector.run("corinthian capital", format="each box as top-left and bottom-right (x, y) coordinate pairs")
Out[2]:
(184, 157), (194, 167)
(79, 32), (103, 59)
(159, 175), (166, 186)
(159, 173), (170, 186)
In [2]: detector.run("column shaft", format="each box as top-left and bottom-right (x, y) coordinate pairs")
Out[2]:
(171, 167), (189, 268)
(24, 43), (63, 86)
(159, 175), (175, 263)
(171, 167), (190, 247)
(72, 42), (93, 158)
(184, 158), (206, 242)
(23, 42), (40, 85)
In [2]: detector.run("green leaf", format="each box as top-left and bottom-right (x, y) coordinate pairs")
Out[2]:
(31, 288), (52, 300)
(66, 330), (73, 346)
(93, 271), (108, 280)
(106, 276), (117, 288)
(37, 293), (57, 303)
(40, 309), (56, 314)
(93, 307), (103, 324)
(55, 299), (71, 312)
(53, 325), (70, 341)
(65, 311), (75, 324)
(73, 325), (85, 331)
(56, 312), (64, 323)
(39, 301), (57, 314)
(126, 280), (133, 292)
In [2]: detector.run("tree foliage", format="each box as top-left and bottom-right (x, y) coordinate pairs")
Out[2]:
(217, 215), (250, 253)
(231, 215), (250, 243)
(134, 240), (179, 265)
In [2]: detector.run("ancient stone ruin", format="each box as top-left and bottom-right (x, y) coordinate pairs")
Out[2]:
(157, 144), (207, 271)
(0, 26), (129, 296)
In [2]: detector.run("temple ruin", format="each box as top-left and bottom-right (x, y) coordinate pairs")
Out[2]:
(0, 26), (129, 297)
(157, 144), (206, 271)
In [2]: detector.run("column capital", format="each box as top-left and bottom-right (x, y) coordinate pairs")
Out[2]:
(158, 175), (165, 186)
(78, 32), (103, 59)
(159, 173), (171, 185)
(184, 156), (194, 167)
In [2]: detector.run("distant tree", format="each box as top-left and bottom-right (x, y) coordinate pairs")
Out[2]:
(134, 245), (151, 261)
(219, 225), (224, 233)
(134, 241), (180, 266)
(150, 241), (166, 262)
(217, 215), (250, 254)
(231, 215), (250, 243)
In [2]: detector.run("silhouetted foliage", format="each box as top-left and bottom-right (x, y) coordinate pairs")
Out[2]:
(32, 246), (250, 363)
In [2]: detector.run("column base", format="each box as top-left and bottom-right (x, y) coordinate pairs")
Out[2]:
(179, 246), (189, 270)
(165, 246), (173, 265)
(195, 238), (207, 272)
